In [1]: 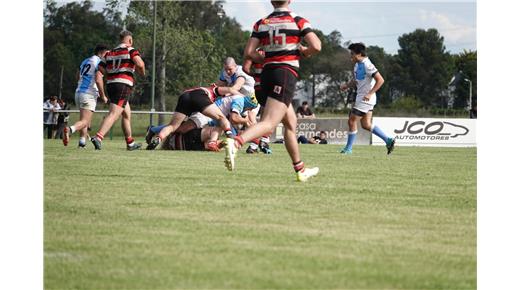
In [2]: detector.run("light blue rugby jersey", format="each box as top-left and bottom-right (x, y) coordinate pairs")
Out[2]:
(76, 55), (102, 96)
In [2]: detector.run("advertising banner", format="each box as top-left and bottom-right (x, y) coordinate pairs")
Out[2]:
(372, 117), (476, 147)
(271, 118), (371, 145)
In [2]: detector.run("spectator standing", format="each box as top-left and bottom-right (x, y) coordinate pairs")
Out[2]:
(43, 96), (61, 139)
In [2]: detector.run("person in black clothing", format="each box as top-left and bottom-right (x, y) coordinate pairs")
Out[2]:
(296, 101), (316, 119)
(298, 131), (328, 144)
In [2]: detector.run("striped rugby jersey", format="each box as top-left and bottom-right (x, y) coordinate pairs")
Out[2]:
(100, 44), (141, 87)
(184, 84), (223, 103)
(251, 7), (312, 70)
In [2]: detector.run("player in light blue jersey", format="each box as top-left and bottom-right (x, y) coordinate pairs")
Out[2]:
(340, 43), (395, 155)
(62, 44), (109, 147)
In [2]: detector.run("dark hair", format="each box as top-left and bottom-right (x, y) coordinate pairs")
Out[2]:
(348, 42), (367, 56)
(320, 131), (326, 134)
(302, 101), (308, 106)
(94, 44), (109, 55)
(119, 30), (133, 41)
(271, 1), (288, 7)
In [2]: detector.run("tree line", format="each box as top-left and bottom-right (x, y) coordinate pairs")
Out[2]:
(44, 0), (477, 116)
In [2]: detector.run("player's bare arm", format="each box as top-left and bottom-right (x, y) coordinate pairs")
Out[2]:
(363, 72), (384, 102)
(242, 59), (253, 76)
(229, 112), (250, 127)
(299, 32), (322, 58)
(243, 37), (264, 63)
(133, 55), (146, 76)
(95, 68), (107, 103)
(217, 87), (243, 97)
(230, 77), (246, 92)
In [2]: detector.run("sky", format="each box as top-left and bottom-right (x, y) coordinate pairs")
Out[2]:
(222, 0), (476, 55)
(75, 0), (476, 55)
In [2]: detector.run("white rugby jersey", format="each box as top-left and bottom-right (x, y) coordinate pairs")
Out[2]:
(354, 57), (379, 106)
(219, 65), (255, 96)
(76, 55), (102, 96)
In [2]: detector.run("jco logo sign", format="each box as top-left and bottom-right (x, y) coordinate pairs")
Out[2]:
(395, 120), (469, 138)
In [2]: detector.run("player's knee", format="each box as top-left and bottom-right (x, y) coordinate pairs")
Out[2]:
(362, 122), (372, 131)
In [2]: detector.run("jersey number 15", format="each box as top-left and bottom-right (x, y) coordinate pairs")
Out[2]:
(268, 27), (286, 47)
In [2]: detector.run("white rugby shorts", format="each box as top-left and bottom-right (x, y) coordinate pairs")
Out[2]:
(188, 112), (211, 129)
(75, 92), (97, 112)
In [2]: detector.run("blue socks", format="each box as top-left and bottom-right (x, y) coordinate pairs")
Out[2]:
(345, 131), (357, 151)
(372, 125), (390, 143)
(150, 125), (167, 134)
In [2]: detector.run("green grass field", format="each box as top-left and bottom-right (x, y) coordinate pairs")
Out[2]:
(44, 139), (476, 289)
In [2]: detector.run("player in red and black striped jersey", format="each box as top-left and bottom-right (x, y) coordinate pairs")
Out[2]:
(91, 30), (146, 151)
(236, 0), (322, 182)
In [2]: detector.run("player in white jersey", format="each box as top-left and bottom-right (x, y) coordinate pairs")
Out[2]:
(216, 57), (256, 97)
(62, 44), (109, 147)
(339, 42), (395, 155)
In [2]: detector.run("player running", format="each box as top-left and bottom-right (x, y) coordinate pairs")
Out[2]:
(243, 48), (272, 154)
(234, 0), (322, 181)
(90, 30), (146, 151)
(62, 44), (109, 148)
(339, 42), (395, 155)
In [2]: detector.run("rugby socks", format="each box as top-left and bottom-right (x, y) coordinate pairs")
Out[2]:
(126, 137), (135, 147)
(95, 132), (104, 141)
(150, 125), (166, 134)
(249, 138), (260, 150)
(345, 130), (357, 151)
(293, 161), (305, 173)
(78, 137), (86, 146)
(261, 135), (270, 144)
(225, 128), (233, 138)
(69, 125), (76, 134)
(234, 135), (245, 149)
(371, 125), (389, 143)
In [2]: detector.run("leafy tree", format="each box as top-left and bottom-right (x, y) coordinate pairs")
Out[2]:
(394, 28), (454, 107)
(452, 50), (477, 109)
(44, 0), (122, 102)
(300, 30), (351, 108)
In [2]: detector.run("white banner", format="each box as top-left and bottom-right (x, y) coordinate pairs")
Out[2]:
(372, 117), (476, 147)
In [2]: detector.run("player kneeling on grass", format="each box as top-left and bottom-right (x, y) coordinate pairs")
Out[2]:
(146, 84), (242, 171)
(339, 42), (395, 155)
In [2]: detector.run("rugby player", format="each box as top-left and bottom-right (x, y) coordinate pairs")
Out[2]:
(62, 44), (109, 148)
(235, 0), (322, 181)
(339, 42), (395, 155)
(90, 30), (146, 151)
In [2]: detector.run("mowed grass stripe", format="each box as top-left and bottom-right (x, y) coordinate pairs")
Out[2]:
(44, 139), (476, 289)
